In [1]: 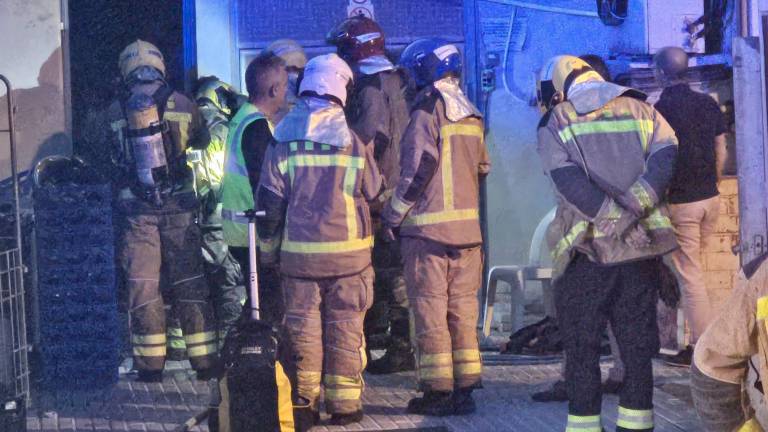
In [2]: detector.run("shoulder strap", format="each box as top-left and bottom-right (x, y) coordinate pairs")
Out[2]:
(152, 85), (175, 118)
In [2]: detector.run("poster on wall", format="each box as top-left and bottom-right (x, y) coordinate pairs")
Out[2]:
(348, 0), (375, 19)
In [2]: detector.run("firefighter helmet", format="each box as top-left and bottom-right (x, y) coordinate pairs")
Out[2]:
(265, 39), (307, 70)
(195, 77), (238, 117)
(299, 53), (354, 107)
(399, 38), (462, 89)
(536, 55), (604, 112)
(327, 16), (386, 62)
(653, 46), (689, 82)
(118, 39), (166, 80)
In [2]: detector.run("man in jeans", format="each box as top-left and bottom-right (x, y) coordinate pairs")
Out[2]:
(653, 46), (728, 366)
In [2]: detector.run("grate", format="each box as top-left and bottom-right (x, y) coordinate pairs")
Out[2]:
(0, 74), (30, 405)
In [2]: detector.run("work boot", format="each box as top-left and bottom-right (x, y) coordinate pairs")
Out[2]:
(601, 378), (623, 394)
(366, 346), (415, 374)
(663, 345), (693, 367)
(329, 410), (364, 426)
(451, 388), (477, 415)
(531, 380), (568, 402)
(406, 391), (454, 416)
(137, 369), (163, 383)
(293, 398), (319, 431)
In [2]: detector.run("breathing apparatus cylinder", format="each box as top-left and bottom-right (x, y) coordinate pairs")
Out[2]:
(125, 92), (169, 207)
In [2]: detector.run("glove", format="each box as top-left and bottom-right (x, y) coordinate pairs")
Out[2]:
(623, 225), (652, 249)
(594, 199), (637, 238)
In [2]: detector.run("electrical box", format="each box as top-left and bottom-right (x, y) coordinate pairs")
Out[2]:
(646, 0), (704, 53)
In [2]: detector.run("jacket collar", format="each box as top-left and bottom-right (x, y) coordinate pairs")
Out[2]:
(433, 77), (482, 122)
(567, 80), (647, 115)
(273, 97), (352, 148)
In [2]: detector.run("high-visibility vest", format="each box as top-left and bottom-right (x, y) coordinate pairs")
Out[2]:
(220, 103), (266, 247)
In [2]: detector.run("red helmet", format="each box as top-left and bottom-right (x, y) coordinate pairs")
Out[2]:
(327, 16), (385, 62)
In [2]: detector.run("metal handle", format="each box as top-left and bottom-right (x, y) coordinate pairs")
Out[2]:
(238, 209), (266, 320)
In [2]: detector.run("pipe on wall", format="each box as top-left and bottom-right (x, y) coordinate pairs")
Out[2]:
(483, 0), (599, 18)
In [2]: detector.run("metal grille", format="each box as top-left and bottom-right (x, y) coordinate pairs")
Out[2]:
(0, 74), (30, 404)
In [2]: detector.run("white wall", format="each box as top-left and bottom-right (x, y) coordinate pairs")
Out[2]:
(0, 0), (70, 180)
(195, 0), (236, 87)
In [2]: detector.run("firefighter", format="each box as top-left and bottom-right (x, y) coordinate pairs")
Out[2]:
(381, 38), (489, 416)
(536, 55), (679, 431)
(190, 77), (248, 345)
(327, 15), (413, 374)
(220, 53), (288, 325)
(83, 40), (217, 382)
(691, 259), (768, 431)
(264, 39), (307, 110)
(257, 53), (382, 427)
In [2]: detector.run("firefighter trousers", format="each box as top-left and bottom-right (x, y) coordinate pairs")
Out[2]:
(401, 237), (483, 393)
(557, 253), (659, 432)
(120, 210), (217, 373)
(281, 267), (374, 415)
(366, 233), (410, 351)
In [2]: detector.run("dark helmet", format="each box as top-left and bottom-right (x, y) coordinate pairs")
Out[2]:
(399, 38), (462, 89)
(653, 46), (689, 82)
(326, 16), (386, 62)
(33, 155), (99, 188)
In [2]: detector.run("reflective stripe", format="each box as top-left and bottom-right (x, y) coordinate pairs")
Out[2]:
(286, 154), (365, 169)
(324, 387), (362, 400)
(321, 144), (330, 151)
(275, 362), (295, 432)
(297, 371), (322, 399)
(552, 220), (589, 260)
(419, 366), (454, 379)
(558, 119), (655, 149)
(439, 124), (483, 211)
(297, 370), (322, 383)
(277, 160), (289, 175)
(281, 236), (373, 254)
(389, 195), (412, 216)
(132, 333), (166, 345)
(639, 209), (673, 230)
(184, 331), (217, 345)
(167, 327), (183, 337)
(169, 339), (187, 349)
(403, 208), (478, 226)
(616, 407), (653, 430)
(630, 182), (654, 211)
(757, 296), (768, 320)
(324, 375), (360, 386)
(738, 418), (763, 432)
(454, 362), (482, 376)
(420, 352), (453, 365)
(133, 345), (167, 357)
(344, 166), (358, 240)
(304, 142), (314, 151)
(164, 112), (192, 123)
(566, 414), (602, 432)
(453, 349), (481, 362)
(187, 342), (217, 357)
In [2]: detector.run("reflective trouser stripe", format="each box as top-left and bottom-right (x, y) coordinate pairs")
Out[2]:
(187, 343), (217, 357)
(167, 327), (186, 349)
(281, 236), (373, 253)
(134, 345), (166, 357)
(616, 407), (653, 430)
(132, 333), (166, 345)
(185, 331), (217, 357)
(184, 331), (217, 344)
(758, 296), (768, 319)
(324, 374), (363, 402)
(737, 418), (763, 432)
(419, 352), (453, 380)
(566, 414), (602, 432)
(296, 370), (322, 400)
(133, 333), (167, 357)
(453, 349), (482, 377)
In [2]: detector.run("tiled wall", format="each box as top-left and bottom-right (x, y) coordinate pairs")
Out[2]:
(705, 177), (741, 312)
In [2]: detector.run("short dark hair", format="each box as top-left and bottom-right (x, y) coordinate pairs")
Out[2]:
(245, 52), (286, 99)
(579, 54), (612, 82)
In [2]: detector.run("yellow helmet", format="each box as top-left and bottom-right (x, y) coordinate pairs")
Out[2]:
(265, 39), (307, 70)
(195, 77), (237, 116)
(536, 55), (604, 112)
(118, 39), (166, 80)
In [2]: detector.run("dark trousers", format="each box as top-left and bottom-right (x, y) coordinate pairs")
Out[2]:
(230, 247), (283, 326)
(556, 254), (660, 424)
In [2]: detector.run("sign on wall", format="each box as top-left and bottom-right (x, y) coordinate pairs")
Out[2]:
(348, 0), (375, 19)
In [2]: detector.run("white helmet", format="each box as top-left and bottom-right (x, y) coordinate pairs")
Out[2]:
(299, 53), (354, 106)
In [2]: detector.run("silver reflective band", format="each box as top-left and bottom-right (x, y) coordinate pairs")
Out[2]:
(222, 209), (249, 224)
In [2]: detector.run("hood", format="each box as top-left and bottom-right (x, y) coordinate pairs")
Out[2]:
(567, 81), (647, 115)
(356, 55), (396, 76)
(433, 77), (482, 122)
(273, 97), (353, 148)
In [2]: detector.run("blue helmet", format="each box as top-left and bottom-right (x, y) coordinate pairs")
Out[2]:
(399, 38), (462, 89)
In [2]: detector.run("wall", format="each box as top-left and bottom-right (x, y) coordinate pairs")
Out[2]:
(706, 178), (741, 312)
(0, 0), (70, 180)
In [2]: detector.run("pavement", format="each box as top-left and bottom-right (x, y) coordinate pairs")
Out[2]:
(25, 355), (700, 432)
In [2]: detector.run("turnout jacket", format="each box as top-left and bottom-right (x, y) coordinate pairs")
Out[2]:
(537, 80), (679, 279)
(257, 97), (383, 279)
(382, 78), (490, 247)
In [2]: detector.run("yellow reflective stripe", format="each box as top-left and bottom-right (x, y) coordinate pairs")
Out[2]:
(454, 362), (482, 376)
(325, 387), (362, 401)
(281, 236), (373, 254)
(639, 209), (673, 230)
(164, 112), (192, 123)
(419, 366), (454, 379)
(184, 331), (217, 345)
(758, 297), (768, 320)
(304, 141), (314, 151)
(630, 182), (654, 210)
(558, 119), (655, 148)
(133, 345), (167, 357)
(297, 370), (322, 383)
(566, 414), (602, 432)
(296, 370), (322, 398)
(420, 352), (453, 366)
(441, 127), (454, 210)
(287, 154), (365, 169)
(187, 342), (217, 357)
(552, 220), (589, 260)
(321, 144), (330, 151)
(277, 160), (288, 176)
(738, 418), (763, 432)
(403, 208), (478, 226)
(132, 333), (166, 345)
(344, 166), (358, 240)
(168, 339), (187, 349)
(390, 195), (413, 215)
(289, 142), (298, 152)
(324, 375), (360, 386)
(617, 407), (653, 430)
(167, 327), (183, 337)
(275, 362), (295, 432)
(453, 349), (481, 362)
